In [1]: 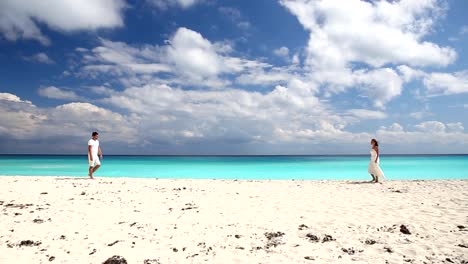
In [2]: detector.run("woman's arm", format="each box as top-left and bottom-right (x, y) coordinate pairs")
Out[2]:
(375, 147), (379, 163)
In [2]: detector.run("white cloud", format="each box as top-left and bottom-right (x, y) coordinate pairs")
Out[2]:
(38, 86), (81, 100)
(23, 52), (55, 64)
(292, 53), (300, 64)
(347, 109), (387, 120)
(397, 65), (426, 82)
(414, 121), (446, 133)
(377, 121), (468, 147)
(2, 90), (467, 153)
(446, 122), (464, 133)
(0, 92), (32, 104)
(423, 71), (468, 95)
(273, 46), (290, 58)
(166, 27), (223, 80)
(99, 82), (345, 145)
(77, 28), (271, 87)
(0, 0), (125, 45)
(0, 93), (137, 143)
(380, 123), (404, 132)
(279, 0), (457, 106)
(355, 68), (403, 108)
(148, 0), (202, 9)
(280, 0), (455, 68)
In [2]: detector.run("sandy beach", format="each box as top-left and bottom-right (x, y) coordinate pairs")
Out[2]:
(0, 176), (466, 264)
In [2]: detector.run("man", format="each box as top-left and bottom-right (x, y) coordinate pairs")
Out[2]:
(88, 131), (103, 179)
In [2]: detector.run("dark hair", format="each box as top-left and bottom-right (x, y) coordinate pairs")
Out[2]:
(371, 138), (379, 146)
(92, 131), (99, 137)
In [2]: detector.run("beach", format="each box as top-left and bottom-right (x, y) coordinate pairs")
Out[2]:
(0, 176), (467, 264)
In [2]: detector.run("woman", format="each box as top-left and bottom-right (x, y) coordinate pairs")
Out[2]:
(368, 138), (385, 183)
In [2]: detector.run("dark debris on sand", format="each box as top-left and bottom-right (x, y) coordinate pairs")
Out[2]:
(365, 239), (377, 245)
(19, 240), (42, 247)
(107, 240), (120, 246)
(143, 259), (161, 264)
(341, 247), (363, 255)
(5, 203), (34, 209)
(264, 231), (285, 249)
(306, 233), (320, 242)
(400, 225), (411, 235)
(102, 255), (127, 264)
(306, 233), (335, 243)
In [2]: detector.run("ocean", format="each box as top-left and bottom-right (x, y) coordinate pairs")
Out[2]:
(0, 155), (467, 180)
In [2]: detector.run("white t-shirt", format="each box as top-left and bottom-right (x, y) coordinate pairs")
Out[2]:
(88, 139), (99, 157)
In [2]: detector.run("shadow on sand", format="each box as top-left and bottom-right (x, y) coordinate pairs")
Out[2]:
(55, 177), (93, 180)
(348, 181), (376, 185)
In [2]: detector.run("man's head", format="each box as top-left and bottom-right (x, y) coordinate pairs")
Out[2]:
(92, 131), (99, 140)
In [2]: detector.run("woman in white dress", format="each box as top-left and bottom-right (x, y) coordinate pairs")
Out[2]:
(368, 138), (384, 183)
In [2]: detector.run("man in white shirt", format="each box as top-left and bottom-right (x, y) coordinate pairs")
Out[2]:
(88, 131), (103, 179)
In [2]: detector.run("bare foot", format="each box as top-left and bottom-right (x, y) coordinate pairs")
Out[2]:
(89, 173), (94, 179)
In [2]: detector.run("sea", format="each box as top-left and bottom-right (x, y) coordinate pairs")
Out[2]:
(0, 155), (467, 180)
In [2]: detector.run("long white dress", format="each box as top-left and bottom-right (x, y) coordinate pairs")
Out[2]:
(368, 149), (385, 181)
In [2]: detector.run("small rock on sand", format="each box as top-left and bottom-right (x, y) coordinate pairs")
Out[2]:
(400, 225), (411, 235)
(102, 255), (127, 264)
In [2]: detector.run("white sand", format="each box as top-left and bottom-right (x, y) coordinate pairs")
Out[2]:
(0, 176), (467, 264)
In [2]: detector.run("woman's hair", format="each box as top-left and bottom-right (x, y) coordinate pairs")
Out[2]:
(371, 138), (379, 146)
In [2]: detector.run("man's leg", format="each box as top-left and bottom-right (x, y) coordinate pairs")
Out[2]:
(92, 164), (101, 174)
(89, 166), (94, 179)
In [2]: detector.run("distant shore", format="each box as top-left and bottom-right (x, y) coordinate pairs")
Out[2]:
(0, 176), (467, 263)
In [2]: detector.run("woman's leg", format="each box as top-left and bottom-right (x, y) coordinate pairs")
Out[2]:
(370, 174), (376, 182)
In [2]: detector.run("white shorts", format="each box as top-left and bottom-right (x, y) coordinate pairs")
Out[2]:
(88, 156), (101, 167)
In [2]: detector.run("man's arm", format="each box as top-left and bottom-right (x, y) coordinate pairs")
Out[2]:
(99, 146), (103, 158)
(88, 145), (93, 161)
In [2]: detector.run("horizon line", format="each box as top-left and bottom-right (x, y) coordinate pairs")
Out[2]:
(1, 153), (467, 156)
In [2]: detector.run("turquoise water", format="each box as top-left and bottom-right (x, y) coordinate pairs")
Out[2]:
(0, 155), (467, 180)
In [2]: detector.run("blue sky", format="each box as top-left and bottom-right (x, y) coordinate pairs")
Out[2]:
(0, 0), (467, 154)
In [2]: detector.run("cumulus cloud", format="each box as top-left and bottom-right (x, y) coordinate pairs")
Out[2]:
(273, 47), (290, 61)
(1, 88), (467, 153)
(23, 52), (55, 64)
(0, 0), (126, 45)
(38, 86), (81, 100)
(280, 0), (455, 68)
(0, 93), (137, 144)
(0, 92), (32, 104)
(279, 0), (457, 106)
(77, 27), (271, 87)
(423, 70), (468, 95)
(377, 121), (468, 148)
(414, 121), (446, 132)
(446, 122), (464, 133)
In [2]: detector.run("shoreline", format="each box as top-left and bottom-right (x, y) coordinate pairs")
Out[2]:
(1, 175), (468, 182)
(1, 176), (467, 263)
